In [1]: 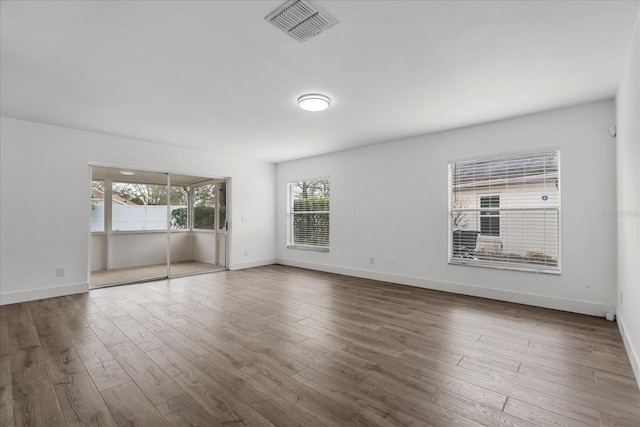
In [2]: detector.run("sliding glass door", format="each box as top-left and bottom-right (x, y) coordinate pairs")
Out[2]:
(168, 177), (227, 278)
(90, 166), (227, 288)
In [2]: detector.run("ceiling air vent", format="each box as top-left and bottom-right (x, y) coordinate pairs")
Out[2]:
(265, 0), (338, 43)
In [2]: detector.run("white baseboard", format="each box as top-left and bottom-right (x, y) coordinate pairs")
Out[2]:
(276, 258), (614, 317)
(229, 258), (277, 271)
(617, 313), (640, 390)
(0, 282), (88, 305)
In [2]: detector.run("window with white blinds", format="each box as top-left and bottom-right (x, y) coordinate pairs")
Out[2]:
(449, 150), (560, 273)
(288, 178), (330, 251)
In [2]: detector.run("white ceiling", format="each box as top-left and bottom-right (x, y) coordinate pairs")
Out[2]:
(2, 1), (638, 163)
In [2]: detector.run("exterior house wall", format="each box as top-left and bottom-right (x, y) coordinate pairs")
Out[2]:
(455, 180), (559, 260)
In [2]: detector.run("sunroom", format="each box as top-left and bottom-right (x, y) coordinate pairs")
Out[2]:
(90, 166), (228, 287)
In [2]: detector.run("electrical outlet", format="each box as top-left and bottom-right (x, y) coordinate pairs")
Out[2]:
(388, 258), (395, 267)
(57, 267), (66, 277)
(244, 249), (248, 256)
(369, 257), (374, 264)
(620, 291), (624, 305)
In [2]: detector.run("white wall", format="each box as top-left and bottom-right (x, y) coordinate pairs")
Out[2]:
(193, 231), (217, 265)
(277, 100), (617, 316)
(615, 14), (640, 387)
(169, 232), (194, 264)
(109, 233), (168, 269)
(90, 234), (107, 271)
(0, 117), (276, 304)
(106, 232), (195, 270)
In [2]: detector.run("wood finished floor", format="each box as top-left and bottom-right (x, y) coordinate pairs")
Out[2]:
(1, 265), (639, 427)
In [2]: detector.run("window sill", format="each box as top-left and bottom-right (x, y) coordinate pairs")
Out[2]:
(105, 229), (224, 235)
(287, 245), (329, 253)
(449, 259), (560, 275)
(110, 230), (168, 234)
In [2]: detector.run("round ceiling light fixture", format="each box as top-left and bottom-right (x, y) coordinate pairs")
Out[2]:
(297, 93), (331, 112)
(119, 170), (135, 176)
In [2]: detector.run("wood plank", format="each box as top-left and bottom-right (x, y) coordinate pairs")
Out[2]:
(177, 323), (256, 369)
(299, 317), (404, 357)
(93, 302), (128, 319)
(30, 309), (87, 385)
(72, 334), (131, 392)
(6, 304), (39, 353)
(429, 389), (536, 427)
(110, 315), (164, 352)
(156, 393), (223, 427)
(108, 341), (184, 405)
(142, 319), (209, 360)
(146, 345), (241, 417)
(39, 330), (86, 385)
(1, 306), (11, 358)
(243, 360), (360, 426)
(357, 379), (483, 426)
(368, 355), (507, 411)
(139, 303), (192, 328)
(273, 340), (367, 388)
(0, 356), (14, 427)
(101, 381), (170, 427)
(84, 312), (130, 348)
(113, 300), (157, 323)
(216, 402), (275, 427)
(211, 326), (307, 376)
(10, 346), (66, 427)
(400, 349), (602, 426)
(292, 363), (438, 427)
(191, 353), (327, 427)
(503, 397), (593, 427)
(53, 371), (118, 427)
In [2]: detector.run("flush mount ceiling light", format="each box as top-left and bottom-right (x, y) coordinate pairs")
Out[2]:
(297, 93), (331, 112)
(119, 170), (135, 176)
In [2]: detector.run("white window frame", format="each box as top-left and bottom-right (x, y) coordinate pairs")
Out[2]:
(287, 177), (330, 252)
(448, 150), (561, 274)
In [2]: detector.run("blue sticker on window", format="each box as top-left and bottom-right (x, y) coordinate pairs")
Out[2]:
(542, 195), (549, 201)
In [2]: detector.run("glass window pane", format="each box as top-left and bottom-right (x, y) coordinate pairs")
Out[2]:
(111, 182), (168, 231)
(170, 185), (189, 229)
(449, 151), (559, 272)
(288, 179), (330, 248)
(218, 181), (227, 231)
(194, 184), (216, 230)
(91, 180), (105, 232)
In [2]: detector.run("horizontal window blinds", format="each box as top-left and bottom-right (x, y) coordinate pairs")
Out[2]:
(449, 151), (560, 272)
(288, 178), (330, 249)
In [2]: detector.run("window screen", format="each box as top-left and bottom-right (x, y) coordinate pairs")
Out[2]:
(449, 151), (560, 272)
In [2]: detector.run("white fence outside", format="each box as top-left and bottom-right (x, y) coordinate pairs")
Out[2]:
(91, 205), (187, 232)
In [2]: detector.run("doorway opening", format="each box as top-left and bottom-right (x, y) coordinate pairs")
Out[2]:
(89, 166), (228, 288)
